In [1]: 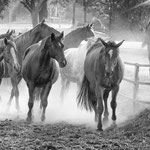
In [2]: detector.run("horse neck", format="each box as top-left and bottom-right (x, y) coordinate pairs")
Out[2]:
(14, 31), (42, 60)
(39, 47), (52, 67)
(64, 29), (85, 49)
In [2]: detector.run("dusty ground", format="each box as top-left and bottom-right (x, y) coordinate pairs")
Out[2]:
(0, 26), (150, 149)
(0, 109), (150, 150)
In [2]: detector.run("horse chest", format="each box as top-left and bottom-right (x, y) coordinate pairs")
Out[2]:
(101, 76), (115, 88)
(35, 67), (55, 86)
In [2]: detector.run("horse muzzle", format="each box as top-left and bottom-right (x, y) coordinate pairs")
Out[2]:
(59, 59), (67, 68)
(105, 71), (113, 78)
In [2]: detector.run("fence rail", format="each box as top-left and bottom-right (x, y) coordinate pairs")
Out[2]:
(122, 61), (150, 107)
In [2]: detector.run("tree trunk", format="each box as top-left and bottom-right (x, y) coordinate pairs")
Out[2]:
(39, 0), (48, 22)
(83, 5), (87, 24)
(31, 9), (39, 27)
(72, 0), (76, 27)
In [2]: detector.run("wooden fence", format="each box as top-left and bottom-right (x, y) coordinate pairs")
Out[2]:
(122, 61), (150, 107)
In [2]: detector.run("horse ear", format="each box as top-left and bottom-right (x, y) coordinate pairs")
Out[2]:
(89, 23), (93, 28)
(59, 31), (64, 40)
(116, 40), (124, 47)
(9, 30), (14, 36)
(41, 18), (45, 25)
(4, 38), (8, 46)
(51, 33), (55, 41)
(99, 38), (108, 47)
(6, 29), (10, 34)
(86, 23), (93, 29)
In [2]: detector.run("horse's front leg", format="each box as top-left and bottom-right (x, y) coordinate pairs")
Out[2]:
(40, 82), (52, 122)
(7, 75), (22, 112)
(103, 89), (111, 124)
(95, 83), (104, 131)
(111, 85), (119, 125)
(26, 82), (35, 123)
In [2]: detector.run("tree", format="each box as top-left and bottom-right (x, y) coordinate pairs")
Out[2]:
(39, 0), (48, 22)
(20, 0), (48, 27)
(0, 0), (10, 19)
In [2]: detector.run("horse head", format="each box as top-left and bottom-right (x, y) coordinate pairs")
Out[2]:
(100, 38), (124, 77)
(83, 23), (95, 40)
(45, 32), (67, 68)
(0, 30), (14, 40)
(3, 38), (20, 72)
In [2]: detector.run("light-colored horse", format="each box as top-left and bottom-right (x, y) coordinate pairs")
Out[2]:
(60, 37), (100, 99)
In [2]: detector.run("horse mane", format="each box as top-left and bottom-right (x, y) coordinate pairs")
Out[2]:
(14, 30), (31, 47)
(23, 38), (47, 61)
(65, 26), (85, 38)
(38, 36), (49, 51)
(86, 38), (103, 54)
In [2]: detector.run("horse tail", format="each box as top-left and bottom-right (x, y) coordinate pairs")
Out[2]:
(77, 75), (93, 111)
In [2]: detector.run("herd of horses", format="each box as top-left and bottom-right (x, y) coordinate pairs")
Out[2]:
(0, 19), (126, 131)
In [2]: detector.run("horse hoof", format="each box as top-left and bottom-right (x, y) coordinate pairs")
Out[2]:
(103, 117), (109, 125)
(41, 116), (45, 122)
(112, 122), (117, 128)
(26, 117), (32, 123)
(96, 128), (103, 132)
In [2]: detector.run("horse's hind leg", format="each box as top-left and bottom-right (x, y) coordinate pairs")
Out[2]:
(90, 93), (98, 122)
(40, 83), (52, 122)
(0, 78), (2, 102)
(103, 89), (111, 124)
(26, 82), (35, 123)
(111, 85), (119, 125)
(60, 75), (70, 101)
(95, 84), (104, 131)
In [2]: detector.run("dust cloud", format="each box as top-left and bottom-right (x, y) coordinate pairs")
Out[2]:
(0, 41), (149, 130)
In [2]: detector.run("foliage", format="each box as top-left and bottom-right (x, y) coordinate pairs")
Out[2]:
(0, 0), (10, 19)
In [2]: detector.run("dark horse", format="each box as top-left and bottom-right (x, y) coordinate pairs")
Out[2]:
(63, 23), (94, 50)
(77, 38), (124, 131)
(22, 32), (66, 122)
(5, 19), (61, 111)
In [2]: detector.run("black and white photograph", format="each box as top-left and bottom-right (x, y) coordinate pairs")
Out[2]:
(0, 0), (149, 149)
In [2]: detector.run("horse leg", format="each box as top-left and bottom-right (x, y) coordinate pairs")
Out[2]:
(7, 78), (15, 109)
(103, 89), (111, 124)
(111, 85), (119, 126)
(7, 76), (21, 112)
(60, 75), (70, 101)
(95, 84), (104, 131)
(26, 82), (35, 123)
(40, 83), (52, 122)
(0, 78), (2, 102)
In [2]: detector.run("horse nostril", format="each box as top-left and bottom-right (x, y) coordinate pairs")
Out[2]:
(105, 71), (113, 77)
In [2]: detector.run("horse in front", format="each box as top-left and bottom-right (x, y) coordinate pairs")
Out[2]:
(22, 32), (66, 122)
(77, 38), (124, 131)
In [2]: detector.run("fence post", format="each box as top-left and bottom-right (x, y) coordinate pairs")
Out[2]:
(133, 64), (139, 113)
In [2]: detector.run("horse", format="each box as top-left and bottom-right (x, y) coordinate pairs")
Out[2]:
(0, 38), (20, 103)
(59, 38), (100, 100)
(4, 19), (61, 111)
(77, 38), (124, 131)
(22, 32), (66, 122)
(34, 23), (94, 101)
(142, 21), (150, 71)
(63, 23), (94, 50)
(0, 30), (14, 40)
